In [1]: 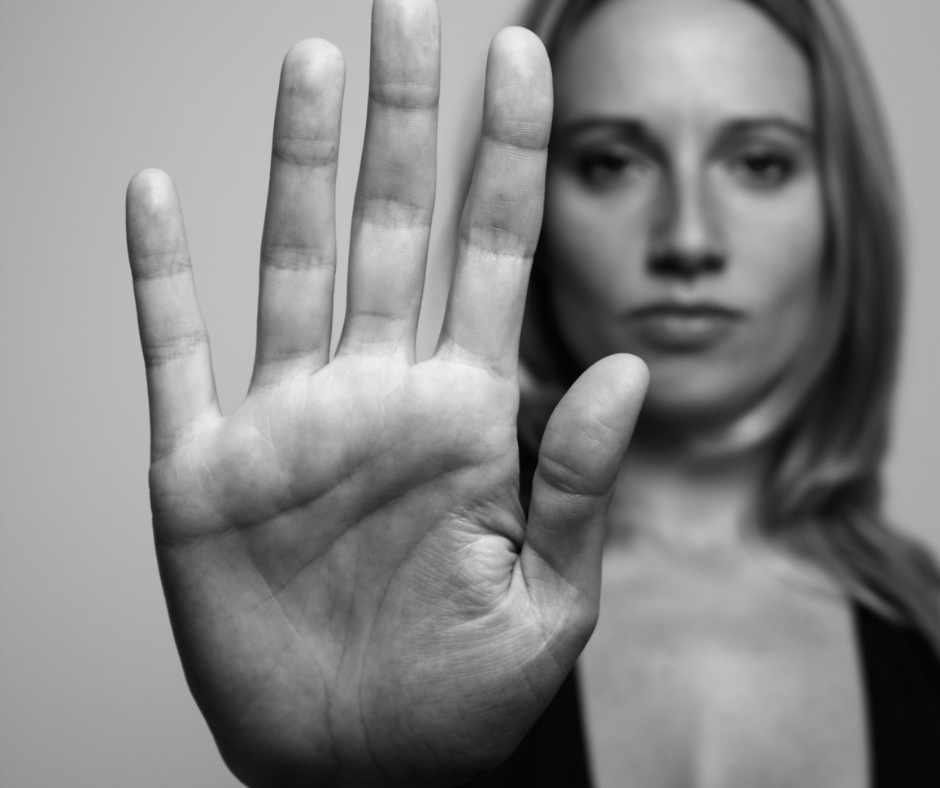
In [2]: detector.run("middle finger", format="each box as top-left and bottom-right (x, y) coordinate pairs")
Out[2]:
(336, 0), (441, 360)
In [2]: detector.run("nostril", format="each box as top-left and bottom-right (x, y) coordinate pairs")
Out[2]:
(648, 250), (725, 278)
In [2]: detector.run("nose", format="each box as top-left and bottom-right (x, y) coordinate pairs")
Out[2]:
(648, 170), (725, 279)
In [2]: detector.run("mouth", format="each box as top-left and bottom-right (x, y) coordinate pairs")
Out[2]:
(626, 303), (744, 351)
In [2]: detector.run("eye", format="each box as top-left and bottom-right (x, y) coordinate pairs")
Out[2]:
(728, 149), (795, 188)
(576, 149), (650, 188)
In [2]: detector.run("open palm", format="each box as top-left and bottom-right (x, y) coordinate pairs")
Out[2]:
(126, 1), (647, 785)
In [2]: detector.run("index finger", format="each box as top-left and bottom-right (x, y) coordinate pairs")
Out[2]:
(436, 28), (552, 378)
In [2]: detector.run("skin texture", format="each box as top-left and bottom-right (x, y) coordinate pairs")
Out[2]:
(125, 0), (648, 785)
(543, 0), (826, 429)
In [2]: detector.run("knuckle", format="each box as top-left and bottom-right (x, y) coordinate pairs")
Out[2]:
(369, 82), (439, 112)
(535, 452), (605, 499)
(131, 250), (190, 280)
(271, 135), (339, 170)
(261, 242), (334, 273)
(143, 329), (209, 368)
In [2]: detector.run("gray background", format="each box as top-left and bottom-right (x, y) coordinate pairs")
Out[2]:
(1, 1), (937, 786)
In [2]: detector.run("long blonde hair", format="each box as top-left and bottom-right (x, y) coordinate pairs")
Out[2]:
(515, 0), (940, 650)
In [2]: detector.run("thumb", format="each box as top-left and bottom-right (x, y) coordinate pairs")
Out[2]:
(520, 354), (648, 642)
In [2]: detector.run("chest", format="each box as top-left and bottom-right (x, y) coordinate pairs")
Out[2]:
(579, 551), (869, 788)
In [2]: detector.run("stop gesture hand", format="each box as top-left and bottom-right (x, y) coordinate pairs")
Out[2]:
(126, 1), (647, 784)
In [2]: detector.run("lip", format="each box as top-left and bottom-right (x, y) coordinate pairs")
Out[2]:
(626, 303), (744, 351)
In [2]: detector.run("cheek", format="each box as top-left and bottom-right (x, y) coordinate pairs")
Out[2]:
(729, 185), (826, 344)
(540, 179), (647, 365)
(671, 183), (827, 420)
(542, 172), (649, 308)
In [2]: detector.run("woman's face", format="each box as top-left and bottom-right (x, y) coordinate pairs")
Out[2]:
(543, 0), (825, 428)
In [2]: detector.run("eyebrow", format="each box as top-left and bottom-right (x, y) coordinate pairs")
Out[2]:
(554, 118), (666, 160)
(556, 116), (815, 143)
(722, 118), (815, 140)
(556, 117), (658, 146)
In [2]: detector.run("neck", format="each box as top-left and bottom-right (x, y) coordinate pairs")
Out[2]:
(608, 417), (771, 558)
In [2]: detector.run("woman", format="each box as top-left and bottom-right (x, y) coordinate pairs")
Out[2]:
(123, 0), (939, 786)
(480, 0), (940, 786)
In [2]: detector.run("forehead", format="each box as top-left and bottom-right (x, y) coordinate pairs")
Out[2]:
(552, 0), (813, 126)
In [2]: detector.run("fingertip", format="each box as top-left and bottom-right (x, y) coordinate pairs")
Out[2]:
(490, 26), (550, 77)
(126, 169), (180, 258)
(484, 27), (553, 149)
(281, 38), (346, 87)
(126, 168), (175, 213)
(625, 353), (650, 402)
(590, 353), (650, 409)
(567, 353), (649, 432)
(125, 168), (188, 271)
(538, 354), (648, 496)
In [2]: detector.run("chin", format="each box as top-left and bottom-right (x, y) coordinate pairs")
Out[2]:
(638, 369), (775, 434)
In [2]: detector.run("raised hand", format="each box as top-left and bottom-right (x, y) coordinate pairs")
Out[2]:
(126, 1), (647, 785)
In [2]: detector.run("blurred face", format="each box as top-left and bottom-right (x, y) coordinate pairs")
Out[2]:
(543, 0), (825, 428)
